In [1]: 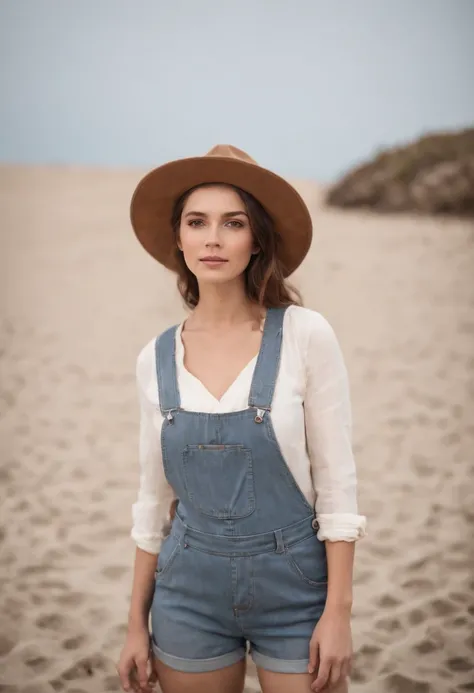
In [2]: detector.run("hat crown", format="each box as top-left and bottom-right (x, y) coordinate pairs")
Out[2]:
(205, 144), (257, 165)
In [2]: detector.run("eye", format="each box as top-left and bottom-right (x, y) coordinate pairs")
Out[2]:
(188, 219), (204, 227)
(226, 220), (245, 228)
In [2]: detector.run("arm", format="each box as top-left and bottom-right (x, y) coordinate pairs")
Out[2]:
(304, 314), (366, 603)
(325, 541), (355, 612)
(303, 314), (366, 691)
(128, 354), (176, 624)
(128, 547), (159, 632)
(130, 341), (177, 554)
(118, 345), (176, 692)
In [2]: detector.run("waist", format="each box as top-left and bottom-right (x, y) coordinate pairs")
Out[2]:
(171, 511), (319, 557)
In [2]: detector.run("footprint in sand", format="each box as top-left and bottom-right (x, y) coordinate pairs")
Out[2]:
(59, 653), (111, 681)
(62, 635), (87, 651)
(446, 657), (473, 673)
(101, 565), (128, 580)
(36, 613), (67, 631)
(350, 643), (381, 684)
(0, 635), (15, 656)
(54, 591), (87, 607)
(408, 608), (427, 626)
(25, 656), (51, 674)
(69, 543), (95, 557)
(415, 640), (439, 655)
(386, 673), (430, 693)
(377, 594), (401, 609)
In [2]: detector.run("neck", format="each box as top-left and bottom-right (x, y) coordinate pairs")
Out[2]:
(189, 279), (262, 330)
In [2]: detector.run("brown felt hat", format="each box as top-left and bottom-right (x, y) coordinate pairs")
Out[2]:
(130, 144), (313, 277)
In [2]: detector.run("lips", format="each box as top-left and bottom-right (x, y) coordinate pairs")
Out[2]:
(200, 257), (228, 262)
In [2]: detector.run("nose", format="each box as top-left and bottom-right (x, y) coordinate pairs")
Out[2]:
(205, 224), (222, 247)
(205, 239), (221, 248)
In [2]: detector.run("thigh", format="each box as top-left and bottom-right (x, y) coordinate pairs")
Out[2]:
(258, 668), (349, 693)
(155, 657), (246, 693)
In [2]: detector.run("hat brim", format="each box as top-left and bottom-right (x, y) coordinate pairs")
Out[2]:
(130, 155), (312, 277)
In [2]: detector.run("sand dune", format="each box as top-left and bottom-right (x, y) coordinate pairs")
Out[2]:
(1, 165), (473, 692)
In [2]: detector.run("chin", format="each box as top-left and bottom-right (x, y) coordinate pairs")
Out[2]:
(196, 272), (235, 285)
(194, 264), (245, 285)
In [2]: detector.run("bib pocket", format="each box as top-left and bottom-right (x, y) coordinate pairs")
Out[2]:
(182, 444), (255, 519)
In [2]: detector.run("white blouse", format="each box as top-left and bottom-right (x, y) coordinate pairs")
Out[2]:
(132, 305), (367, 554)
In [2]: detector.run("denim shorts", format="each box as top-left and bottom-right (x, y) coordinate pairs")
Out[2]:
(150, 514), (328, 674)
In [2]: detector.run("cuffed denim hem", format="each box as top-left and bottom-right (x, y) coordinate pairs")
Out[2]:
(151, 641), (247, 673)
(250, 646), (310, 674)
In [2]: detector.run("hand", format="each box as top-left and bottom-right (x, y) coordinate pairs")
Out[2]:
(308, 607), (352, 692)
(117, 627), (157, 693)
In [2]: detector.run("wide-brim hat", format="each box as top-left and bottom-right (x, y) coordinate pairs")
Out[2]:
(130, 144), (313, 277)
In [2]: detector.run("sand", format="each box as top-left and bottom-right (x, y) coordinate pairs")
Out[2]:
(0, 165), (473, 693)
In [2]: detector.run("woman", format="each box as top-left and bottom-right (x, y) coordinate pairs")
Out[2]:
(118, 145), (366, 693)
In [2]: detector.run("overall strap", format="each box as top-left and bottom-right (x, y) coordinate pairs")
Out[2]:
(248, 307), (287, 411)
(155, 325), (181, 416)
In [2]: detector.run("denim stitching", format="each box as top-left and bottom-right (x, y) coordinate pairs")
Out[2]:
(156, 326), (181, 414)
(155, 538), (181, 583)
(286, 551), (328, 588)
(248, 308), (286, 409)
(233, 557), (254, 614)
(285, 534), (328, 588)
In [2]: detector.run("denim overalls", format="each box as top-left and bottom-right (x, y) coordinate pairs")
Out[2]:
(150, 307), (328, 674)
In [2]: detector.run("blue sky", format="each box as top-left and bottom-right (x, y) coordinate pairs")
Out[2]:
(1, 0), (473, 180)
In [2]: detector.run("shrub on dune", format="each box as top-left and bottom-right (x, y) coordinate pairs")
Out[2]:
(326, 128), (474, 216)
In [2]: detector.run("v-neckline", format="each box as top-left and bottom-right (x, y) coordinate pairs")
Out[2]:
(175, 314), (267, 405)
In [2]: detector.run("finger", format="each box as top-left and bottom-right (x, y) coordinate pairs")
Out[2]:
(143, 664), (157, 693)
(308, 639), (320, 675)
(136, 656), (149, 690)
(311, 659), (331, 692)
(117, 660), (132, 692)
(329, 661), (342, 688)
(148, 665), (158, 686)
(126, 667), (138, 693)
(341, 657), (351, 680)
(129, 667), (143, 693)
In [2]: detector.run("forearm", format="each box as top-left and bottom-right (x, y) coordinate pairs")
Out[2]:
(127, 546), (158, 632)
(324, 541), (355, 612)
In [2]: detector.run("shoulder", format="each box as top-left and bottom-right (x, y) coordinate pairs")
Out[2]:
(136, 326), (176, 391)
(135, 323), (180, 401)
(285, 304), (337, 344)
(136, 336), (156, 378)
(136, 323), (180, 377)
(136, 336), (158, 401)
(285, 305), (345, 377)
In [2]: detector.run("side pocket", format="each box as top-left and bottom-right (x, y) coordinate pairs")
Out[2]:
(155, 534), (181, 582)
(286, 532), (328, 588)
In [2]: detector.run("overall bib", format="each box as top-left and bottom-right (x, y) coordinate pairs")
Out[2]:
(150, 307), (328, 674)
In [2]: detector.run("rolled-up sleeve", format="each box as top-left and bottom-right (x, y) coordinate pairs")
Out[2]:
(131, 345), (176, 554)
(304, 315), (367, 542)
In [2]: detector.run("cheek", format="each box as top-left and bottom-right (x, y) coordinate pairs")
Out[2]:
(230, 232), (255, 258)
(179, 228), (200, 253)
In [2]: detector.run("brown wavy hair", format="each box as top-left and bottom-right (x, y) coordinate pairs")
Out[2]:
(170, 183), (302, 309)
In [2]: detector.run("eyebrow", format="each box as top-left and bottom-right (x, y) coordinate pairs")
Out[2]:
(184, 211), (248, 219)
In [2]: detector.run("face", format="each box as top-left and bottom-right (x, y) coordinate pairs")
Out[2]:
(178, 185), (258, 285)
